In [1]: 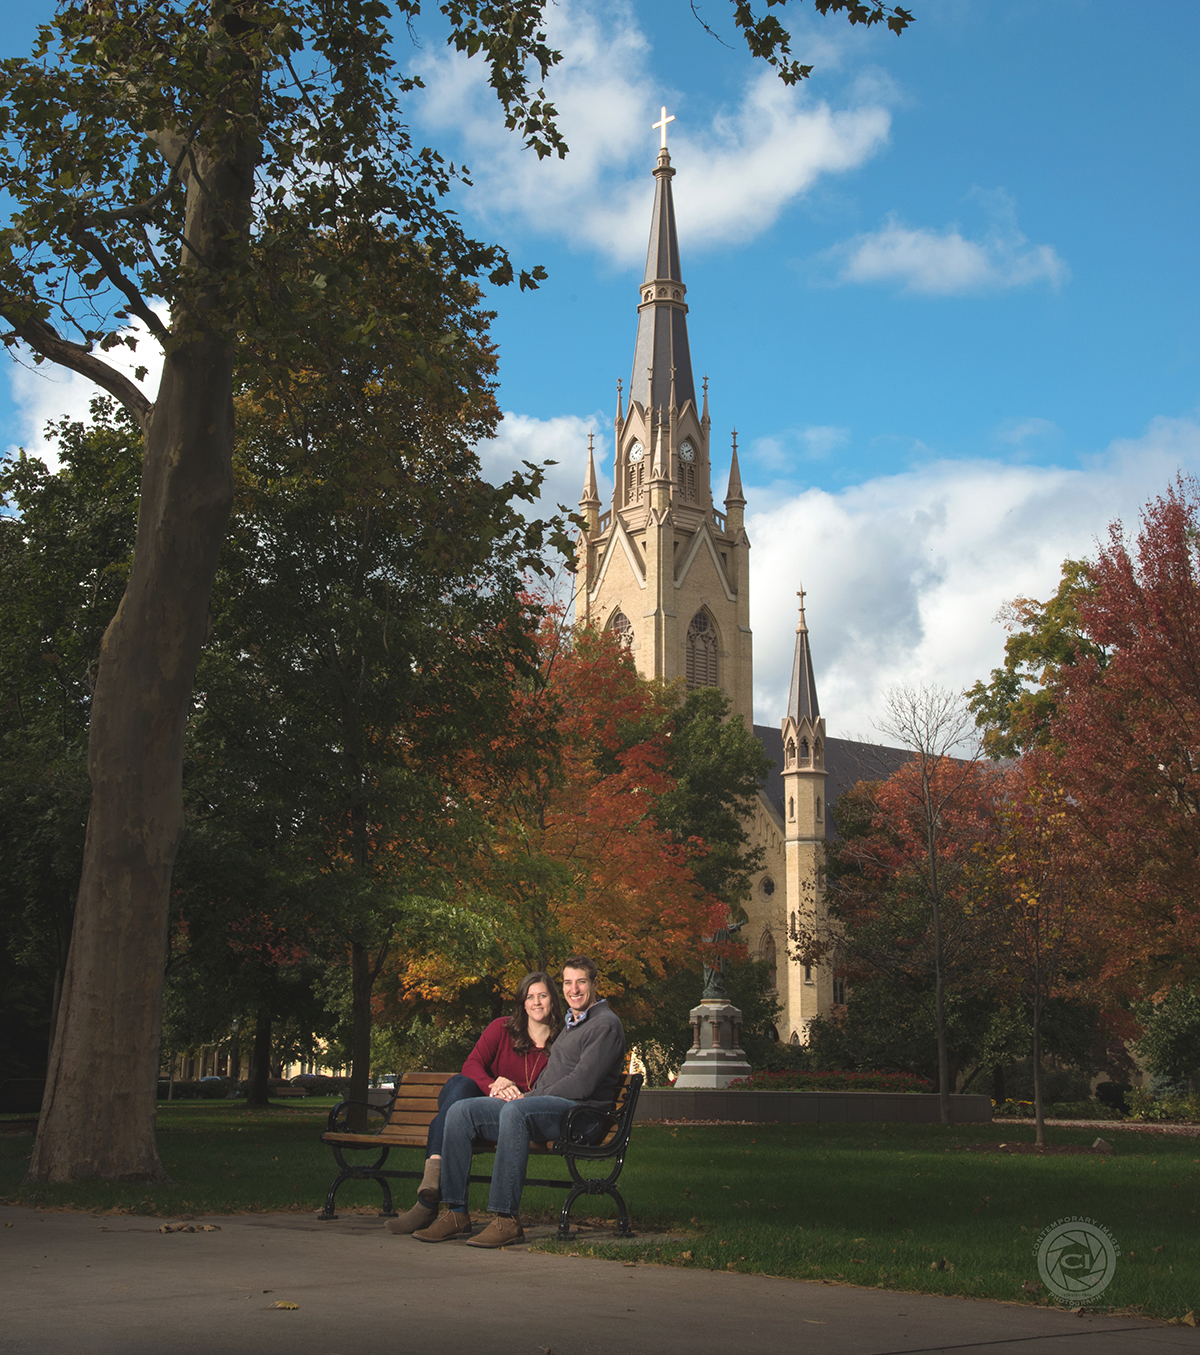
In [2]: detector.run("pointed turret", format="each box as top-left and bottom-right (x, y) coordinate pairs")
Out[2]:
(630, 142), (696, 421)
(788, 589), (820, 725)
(725, 431), (746, 511)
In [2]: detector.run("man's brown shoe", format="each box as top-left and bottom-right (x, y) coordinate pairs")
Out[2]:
(385, 1201), (437, 1235)
(465, 1215), (524, 1249)
(412, 1210), (472, 1243)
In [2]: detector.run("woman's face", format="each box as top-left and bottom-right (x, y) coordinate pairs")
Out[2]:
(524, 982), (553, 1024)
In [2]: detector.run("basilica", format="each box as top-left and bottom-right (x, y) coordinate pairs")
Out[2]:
(572, 123), (898, 1043)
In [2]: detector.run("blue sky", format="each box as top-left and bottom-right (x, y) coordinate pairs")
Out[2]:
(5, 2), (1200, 737)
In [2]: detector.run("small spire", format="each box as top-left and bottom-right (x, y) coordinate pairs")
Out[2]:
(702, 374), (710, 428)
(651, 406), (670, 482)
(615, 377), (624, 426)
(669, 363), (677, 415)
(580, 433), (600, 507)
(787, 584), (820, 723)
(725, 436), (745, 507)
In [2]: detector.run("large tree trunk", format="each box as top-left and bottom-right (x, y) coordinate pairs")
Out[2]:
(28, 341), (237, 1181)
(245, 1006), (273, 1108)
(27, 104), (257, 1178)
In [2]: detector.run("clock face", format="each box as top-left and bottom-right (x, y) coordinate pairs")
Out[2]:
(628, 441), (645, 464)
(679, 440), (695, 463)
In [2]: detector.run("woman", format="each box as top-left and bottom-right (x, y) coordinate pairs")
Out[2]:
(386, 971), (563, 1234)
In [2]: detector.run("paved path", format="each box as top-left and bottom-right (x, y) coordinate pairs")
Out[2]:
(4, 1205), (1195, 1355)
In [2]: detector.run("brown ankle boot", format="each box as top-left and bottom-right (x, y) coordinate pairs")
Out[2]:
(385, 1200), (437, 1235)
(412, 1210), (472, 1244)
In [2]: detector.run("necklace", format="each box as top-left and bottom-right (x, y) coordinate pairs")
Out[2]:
(523, 1047), (547, 1091)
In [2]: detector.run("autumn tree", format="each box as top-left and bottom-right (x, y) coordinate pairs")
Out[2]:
(801, 686), (997, 1121)
(1044, 476), (1200, 1000)
(966, 560), (1102, 759)
(973, 757), (1101, 1145)
(388, 621), (727, 1019)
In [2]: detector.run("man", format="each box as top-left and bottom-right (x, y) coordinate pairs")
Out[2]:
(413, 955), (625, 1248)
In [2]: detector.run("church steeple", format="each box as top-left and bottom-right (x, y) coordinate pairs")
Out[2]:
(787, 589), (820, 725)
(630, 122), (696, 422)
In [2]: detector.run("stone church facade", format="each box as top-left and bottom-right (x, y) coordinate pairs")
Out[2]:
(570, 134), (897, 1042)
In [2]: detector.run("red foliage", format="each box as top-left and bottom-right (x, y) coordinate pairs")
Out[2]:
(1051, 476), (1200, 994)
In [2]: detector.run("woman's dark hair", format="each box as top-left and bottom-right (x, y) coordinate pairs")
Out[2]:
(505, 971), (564, 1054)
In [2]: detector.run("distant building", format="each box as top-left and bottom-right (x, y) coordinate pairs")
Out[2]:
(572, 130), (907, 1041)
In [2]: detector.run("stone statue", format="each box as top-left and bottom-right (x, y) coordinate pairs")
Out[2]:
(701, 920), (746, 1001)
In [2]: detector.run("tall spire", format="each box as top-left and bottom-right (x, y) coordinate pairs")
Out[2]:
(725, 429), (745, 508)
(630, 109), (696, 421)
(787, 587), (820, 723)
(580, 433), (600, 508)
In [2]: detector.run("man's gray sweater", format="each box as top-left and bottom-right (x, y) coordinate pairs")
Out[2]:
(532, 1001), (625, 1111)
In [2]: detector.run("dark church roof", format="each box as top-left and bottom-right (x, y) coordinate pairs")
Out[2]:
(753, 725), (912, 840)
(630, 148), (696, 417)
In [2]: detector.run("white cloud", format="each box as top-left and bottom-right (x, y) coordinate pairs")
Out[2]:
(4, 319), (164, 469)
(476, 409), (611, 518)
(748, 414), (1200, 738)
(412, 0), (893, 264)
(475, 405), (1200, 741)
(822, 196), (1068, 295)
(802, 425), (851, 457)
(996, 416), (1060, 446)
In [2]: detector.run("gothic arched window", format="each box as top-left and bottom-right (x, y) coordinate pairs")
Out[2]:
(785, 738), (796, 766)
(800, 737), (809, 760)
(759, 930), (778, 990)
(788, 796), (795, 820)
(685, 610), (718, 690)
(608, 611), (633, 648)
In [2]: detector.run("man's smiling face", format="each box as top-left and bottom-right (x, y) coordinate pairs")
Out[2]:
(562, 966), (596, 1015)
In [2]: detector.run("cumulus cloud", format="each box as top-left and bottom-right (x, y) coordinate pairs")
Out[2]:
(4, 319), (164, 469)
(477, 406), (1200, 740)
(412, 0), (893, 264)
(748, 415), (1200, 738)
(821, 193), (1068, 295)
(476, 409), (611, 518)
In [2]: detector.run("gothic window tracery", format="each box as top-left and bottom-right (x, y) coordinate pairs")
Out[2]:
(608, 611), (633, 648)
(800, 737), (809, 760)
(785, 738), (796, 766)
(685, 610), (718, 689)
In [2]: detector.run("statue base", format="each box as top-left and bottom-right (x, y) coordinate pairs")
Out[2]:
(673, 998), (752, 1090)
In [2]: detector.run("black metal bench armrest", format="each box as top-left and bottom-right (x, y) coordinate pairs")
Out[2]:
(326, 1096), (392, 1133)
(555, 1075), (642, 1158)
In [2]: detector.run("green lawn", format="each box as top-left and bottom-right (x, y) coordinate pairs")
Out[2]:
(2, 1105), (1197, 1320)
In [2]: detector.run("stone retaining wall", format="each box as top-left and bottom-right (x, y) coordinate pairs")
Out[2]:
(634, 1089), (992, 1124)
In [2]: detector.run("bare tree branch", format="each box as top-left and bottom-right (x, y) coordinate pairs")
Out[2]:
(0, 306), (153, 434)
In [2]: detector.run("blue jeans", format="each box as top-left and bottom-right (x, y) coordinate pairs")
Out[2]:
(440, 1094), (577, 1216)
(426, 1074), (484, 1158)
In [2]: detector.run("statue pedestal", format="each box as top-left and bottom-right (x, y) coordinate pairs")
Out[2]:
(673, 998), (752, 1089)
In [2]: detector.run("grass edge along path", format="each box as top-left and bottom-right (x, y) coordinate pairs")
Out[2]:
(2, 1106), (1198, 1322)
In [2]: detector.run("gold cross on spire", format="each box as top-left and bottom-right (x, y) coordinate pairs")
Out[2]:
(653, 106), (675, 150)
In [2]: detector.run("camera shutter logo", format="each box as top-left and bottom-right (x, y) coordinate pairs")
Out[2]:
(1036, 1219), (1118, 1302)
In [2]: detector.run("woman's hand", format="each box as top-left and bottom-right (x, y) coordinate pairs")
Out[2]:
(489, 1077), (520, 1100)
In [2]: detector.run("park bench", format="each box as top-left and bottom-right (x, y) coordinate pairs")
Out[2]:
(318, 1070), (643, 1238)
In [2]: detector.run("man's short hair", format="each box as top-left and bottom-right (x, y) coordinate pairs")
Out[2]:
(560, 954), (598, 983)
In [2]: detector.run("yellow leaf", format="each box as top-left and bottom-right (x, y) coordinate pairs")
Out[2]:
(270, 1301), (299, 1310)
(1183, 1311), (1197, 1328)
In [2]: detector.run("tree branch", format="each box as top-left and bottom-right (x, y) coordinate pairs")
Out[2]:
(1, 306), (153, 434)
(68, 227), (170, 345)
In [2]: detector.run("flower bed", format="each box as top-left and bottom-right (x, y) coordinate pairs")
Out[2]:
(727, 1069), (934, 1093)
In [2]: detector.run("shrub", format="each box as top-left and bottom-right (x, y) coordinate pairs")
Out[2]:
(727, 1069), (933, 1093)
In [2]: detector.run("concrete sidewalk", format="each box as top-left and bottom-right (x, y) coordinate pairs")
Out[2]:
(3, 1204), (1194, 1355)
